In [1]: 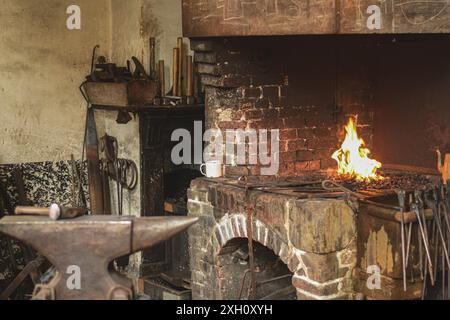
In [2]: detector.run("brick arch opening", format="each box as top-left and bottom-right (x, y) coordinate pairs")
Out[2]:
(209, 214), (298, 269)
(215, 237), (297, 300)
(188, 184), (357, 300)
(196, 214), (300, 300)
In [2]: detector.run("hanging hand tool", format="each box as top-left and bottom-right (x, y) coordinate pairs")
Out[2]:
(100, 134), (138, 216)
(100, 159), (112, 214)
(116, 159), (138, 215)
(100, 134), (120, 215)
(70, 154), (87, 208)
(86, 108), (105, 215)
(100, 133), (119, 162)
(131, 56), (150, 80)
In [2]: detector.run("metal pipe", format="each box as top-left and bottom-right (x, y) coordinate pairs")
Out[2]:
(159, 60), (165, 97)
(397, 190), (407, 292)
(172, 48), (180, 97)
(187, 55), (193, 97)
(149, 37), (156, 77)
(177, 37), (183, 96)
(412, 201), (434, 284)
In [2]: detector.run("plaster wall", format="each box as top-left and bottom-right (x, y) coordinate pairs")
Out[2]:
(0, 0), (111, 164)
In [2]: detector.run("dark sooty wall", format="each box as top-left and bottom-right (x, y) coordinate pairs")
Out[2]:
(371, 36), (450, 169)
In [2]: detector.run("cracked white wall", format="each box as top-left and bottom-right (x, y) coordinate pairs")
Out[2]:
(0, 0), (111, 164)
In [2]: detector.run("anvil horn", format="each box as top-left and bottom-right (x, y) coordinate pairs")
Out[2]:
(132, 216), (198, 252)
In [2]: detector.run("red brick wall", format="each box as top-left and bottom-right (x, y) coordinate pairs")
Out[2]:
(195, 37), (376, 177)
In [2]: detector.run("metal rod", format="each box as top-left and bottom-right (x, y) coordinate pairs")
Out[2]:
(187, 55), (193, 97)
(432, 205), (450, 270)
(422, 253), (428, 300)
(86, 108), (105, 215)
(413, 201), (434, 284)
(397, 190), (407, 292)
(159, 60), (165, 97)
(405, 222), (413, 268)
(245, 182), (256, 300)
(177, 37), (183, 96)
(149, 37), (156, 76)
(257, 274), (292, 286)
(417, 191), (435, 285)
(260, 286), (296, 300)
(442, 249), (446, 300)
(418, 224), (424, 279)
(193, 61), (199, 98)
(238, 269), (251, 300)
(172, 48), (179, 97)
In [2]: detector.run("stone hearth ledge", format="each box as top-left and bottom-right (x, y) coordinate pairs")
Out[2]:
(187, 177), (358, 300)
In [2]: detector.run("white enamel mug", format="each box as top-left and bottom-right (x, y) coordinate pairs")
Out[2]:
(200, 161), (223, 178)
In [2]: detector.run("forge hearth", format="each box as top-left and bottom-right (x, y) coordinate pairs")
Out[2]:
(187, 175), (445, 300)
(187, 178), (357, 300)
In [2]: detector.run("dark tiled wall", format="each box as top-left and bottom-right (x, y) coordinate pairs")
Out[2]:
(0, 160), (88, 293)
(0, 161), (88, 209)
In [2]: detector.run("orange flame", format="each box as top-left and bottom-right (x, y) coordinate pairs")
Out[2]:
(332, 118), (383, 181)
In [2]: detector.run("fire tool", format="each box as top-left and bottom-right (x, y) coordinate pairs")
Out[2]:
(396, 189), (407, 291)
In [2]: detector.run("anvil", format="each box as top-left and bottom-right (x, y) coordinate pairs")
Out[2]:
(0, 215), (198, 300)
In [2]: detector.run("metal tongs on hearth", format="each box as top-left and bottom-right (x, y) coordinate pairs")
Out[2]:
(321, 180), (366, 199)
(396, 189), (408, 292)
(424, 185), (450, 300)
(410, 189), (435, 298)
(409, 186), (450, 300)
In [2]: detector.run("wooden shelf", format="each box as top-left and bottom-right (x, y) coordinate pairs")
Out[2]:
(91, 103), (204, 113)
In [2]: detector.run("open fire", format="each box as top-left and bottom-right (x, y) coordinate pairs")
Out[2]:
(332, 118), (383, 182)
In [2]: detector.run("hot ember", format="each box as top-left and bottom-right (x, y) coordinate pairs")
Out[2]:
(332, 118), (383, 182)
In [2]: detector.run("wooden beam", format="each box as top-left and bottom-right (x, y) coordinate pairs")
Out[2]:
(182, 0), (450, 37)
